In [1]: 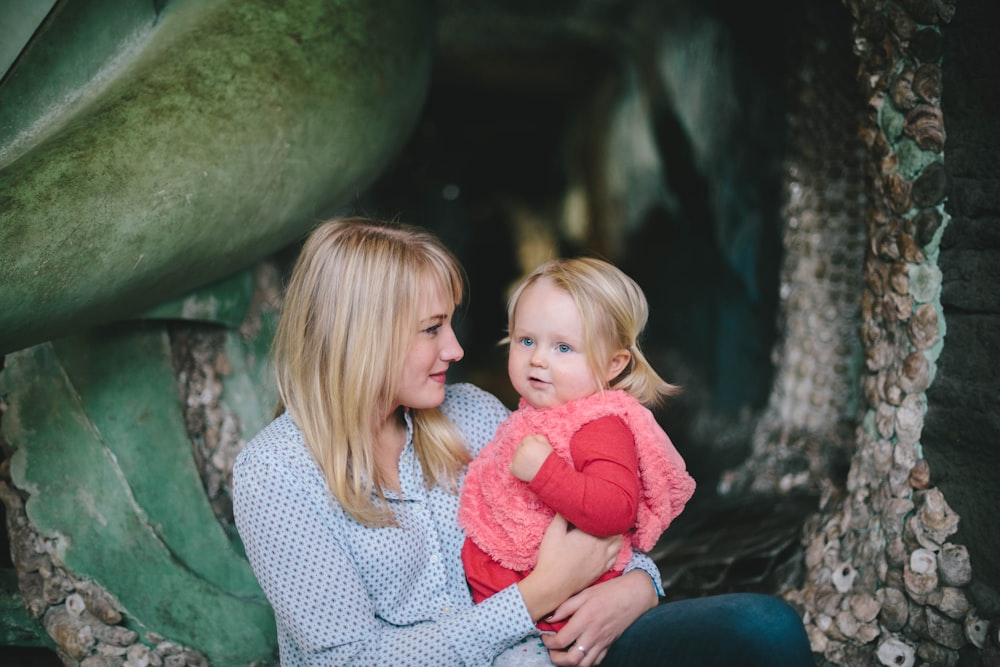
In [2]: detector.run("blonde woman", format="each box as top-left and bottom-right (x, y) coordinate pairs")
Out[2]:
(232, 217), (813, 667)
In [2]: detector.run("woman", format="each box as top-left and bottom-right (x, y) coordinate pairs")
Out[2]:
(232, 216), (814, 666)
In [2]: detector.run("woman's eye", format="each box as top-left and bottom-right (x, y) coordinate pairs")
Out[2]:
(423, 324), (442, 335)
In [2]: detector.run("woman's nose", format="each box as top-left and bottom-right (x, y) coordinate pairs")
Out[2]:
(443, 329), (464, 362)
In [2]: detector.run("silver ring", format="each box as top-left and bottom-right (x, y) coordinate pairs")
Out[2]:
(577, 645), (587, 654)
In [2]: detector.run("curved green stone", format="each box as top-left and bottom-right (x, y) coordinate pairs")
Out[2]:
(0, 0), (433, 354)
(0, 333), (278, 665)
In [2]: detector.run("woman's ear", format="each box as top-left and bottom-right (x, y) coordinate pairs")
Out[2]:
(605, 349), (631, 382)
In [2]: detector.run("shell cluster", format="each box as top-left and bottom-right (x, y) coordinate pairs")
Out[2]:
(741, 0), (995, 664)
(0, 478), (210, 667)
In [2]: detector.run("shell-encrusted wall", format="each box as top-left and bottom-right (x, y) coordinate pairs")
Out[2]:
(779, 1), (992, 665)
(718, 1), (868, 499)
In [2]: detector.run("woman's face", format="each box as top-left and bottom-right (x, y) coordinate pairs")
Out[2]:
(395, 277), (464, 411)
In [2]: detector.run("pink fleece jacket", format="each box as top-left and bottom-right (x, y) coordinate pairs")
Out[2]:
(458, 390), (696, 572)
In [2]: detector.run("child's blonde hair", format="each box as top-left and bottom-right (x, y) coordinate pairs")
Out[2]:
(272, 217), (470, 526)
(505, 256), (680, 407)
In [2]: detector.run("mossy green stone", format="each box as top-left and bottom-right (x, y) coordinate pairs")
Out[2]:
(0, 0), (433, 354)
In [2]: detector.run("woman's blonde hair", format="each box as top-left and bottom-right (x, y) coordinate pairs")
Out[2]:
(271, 216), (470, 526)
(505, 256), (680, 407)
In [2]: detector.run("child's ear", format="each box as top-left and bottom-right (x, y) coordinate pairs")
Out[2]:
(605, 349), (631, 382)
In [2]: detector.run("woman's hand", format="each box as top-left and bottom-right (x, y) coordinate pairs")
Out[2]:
(541, 570), (658, 666)
(510, 433), (553, 482)
(517, 515), (621, 622)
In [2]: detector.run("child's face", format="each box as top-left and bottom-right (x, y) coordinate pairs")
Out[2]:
(507, 278), (605, 409)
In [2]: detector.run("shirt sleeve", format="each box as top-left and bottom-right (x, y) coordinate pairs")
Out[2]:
(527, 415), (640, 536)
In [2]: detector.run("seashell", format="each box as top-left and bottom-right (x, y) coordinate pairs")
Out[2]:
(889, 465), (914, 498)
(95, 622), (139, 648)
(856, 622), (880, 644)
(887, 3), (918, 42)
(904, 105), (946, 153)
(908, 303), (940, 349)
(926, 587), (970, 620)
(815, 613), (834, 634)
(863, 373), (882, 406)
(965, 611), (988, 649)
(885, 567), (905, 592)
(899, 352), (930, 395)
(126, 643), (157, 667)
(898, 231), (925, 263)
(904, 561), (938, 601)
(876, 402), (897, 438)
(886, 172), (914, 215)
(908, 458), (931, 489)
(43, 604), (97, 660)
(76, 580), (123, 625)
(913, 207), (943, 247)
(880, 149), (901, 175)
(918, 488), (961, 542)
(832, 563), (857, 593)
(805, 624), (828, 654)
(913, 64), (943, 105)
(938, 543), (972, 586)
(912, 161), (949, 207)
(909, 262), (943, 304)
(817, 589), (845, 618)
(915, 641), (959, 667)
(925, 606), (967, 650)
(877, 637), (915, 667)
(849, 593), (881, 623)
(878, 587), (910, 631)
(909, 547), (937, 575)
(889, 262), (910, 294)
(884, 291), (914, 321)
(81, 654), (127, 667)
(890, 67), (918, 111)
(65, 592), (87, 617)
(858, 118), (881, 150)
(894, 440), (918, 470)
(886, 497), (916, 532)
(835, 609), (860, 639)
(871, 224), (901, 261)
(874, 438), (895, 476)
(867, 340), (895, 372)
(895, 394), (924, 445)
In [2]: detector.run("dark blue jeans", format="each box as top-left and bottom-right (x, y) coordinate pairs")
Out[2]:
(603, 593), (815, 666)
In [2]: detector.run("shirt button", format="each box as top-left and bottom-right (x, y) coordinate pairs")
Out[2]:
(441, 604), (453, 614)
(430, 553), (440, 564)
(413, 503), (423, 512)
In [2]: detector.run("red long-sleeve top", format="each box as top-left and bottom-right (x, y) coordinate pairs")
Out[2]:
(462, 415), (639, 632)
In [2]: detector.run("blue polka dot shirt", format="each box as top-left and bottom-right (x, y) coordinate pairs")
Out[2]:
(233, 383), (662, 666)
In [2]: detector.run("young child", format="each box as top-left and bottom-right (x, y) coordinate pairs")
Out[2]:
(457, 256), (697, 665)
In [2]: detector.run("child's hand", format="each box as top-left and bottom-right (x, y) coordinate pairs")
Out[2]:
(510, 433), (553, 482)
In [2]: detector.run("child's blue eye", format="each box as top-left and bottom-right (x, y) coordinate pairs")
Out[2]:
(520, 337), (534, 348)
(557, 343), (571, 353)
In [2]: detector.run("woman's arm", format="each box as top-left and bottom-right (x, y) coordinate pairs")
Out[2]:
(516, 515), (622, 621)
(541, 569), (659, 666)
